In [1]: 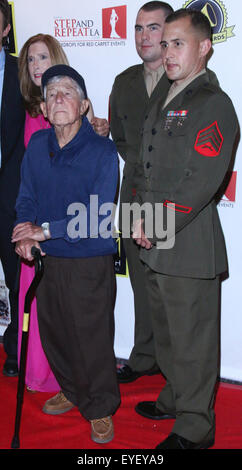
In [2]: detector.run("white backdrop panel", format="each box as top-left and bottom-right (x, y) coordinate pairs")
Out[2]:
(0, 0), (241, 381)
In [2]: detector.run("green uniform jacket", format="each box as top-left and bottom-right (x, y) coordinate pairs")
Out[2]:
(133, 71), (239, 279)
(109, 64), (171, 209)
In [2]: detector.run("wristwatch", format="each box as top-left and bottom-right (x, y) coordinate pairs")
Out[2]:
(41, 222), (51, 239)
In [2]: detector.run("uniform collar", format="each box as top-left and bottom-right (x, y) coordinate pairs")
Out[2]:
(143, 63), (165, 80)
(143, 63), (165, 97)
(163, 69), (206, 109)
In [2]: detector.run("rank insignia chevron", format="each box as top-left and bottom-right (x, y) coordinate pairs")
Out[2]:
(194, 121), (224, 157)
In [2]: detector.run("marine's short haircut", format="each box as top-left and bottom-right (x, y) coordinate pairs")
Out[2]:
(139, 1), (174, 18)
(165, 8), (212, 41)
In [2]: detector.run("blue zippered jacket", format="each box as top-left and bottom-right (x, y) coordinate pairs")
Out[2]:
(15, 117), (119, 258)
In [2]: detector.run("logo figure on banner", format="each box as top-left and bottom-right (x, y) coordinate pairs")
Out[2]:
(102, 5), (127, 39)
(110, 9), (120, 38)
(183, 0), (235, 44)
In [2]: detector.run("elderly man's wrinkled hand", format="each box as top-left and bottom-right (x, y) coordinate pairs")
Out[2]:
(132, 219), (153, 250)
(91, 117), (109, 137)
(15, 239), (45, 261)
(12, 222), (46, 243)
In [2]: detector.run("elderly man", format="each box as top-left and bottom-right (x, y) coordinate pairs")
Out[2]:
(12, 64), (120, 444)
(132, 9), (238, 449)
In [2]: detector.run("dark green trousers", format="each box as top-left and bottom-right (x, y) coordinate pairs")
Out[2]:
(145, 266), (220, 443)
(123, 237), (157, 371)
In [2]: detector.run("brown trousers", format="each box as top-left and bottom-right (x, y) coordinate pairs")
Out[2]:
(36, 254), (120, 420)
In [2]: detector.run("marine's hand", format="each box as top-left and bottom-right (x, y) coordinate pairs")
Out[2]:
(132, 219), (153, 250)
(91, 117), (109, 137)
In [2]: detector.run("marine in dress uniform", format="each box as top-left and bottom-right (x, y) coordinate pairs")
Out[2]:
(110, 65), (170, 379)
(109, 2), (173, 382)
(132, 9), (239, 449)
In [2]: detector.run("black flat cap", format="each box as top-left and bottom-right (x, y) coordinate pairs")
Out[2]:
(41, 64), (87, 99)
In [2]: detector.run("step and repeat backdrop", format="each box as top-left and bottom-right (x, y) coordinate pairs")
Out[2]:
(0, 0), (241, 381)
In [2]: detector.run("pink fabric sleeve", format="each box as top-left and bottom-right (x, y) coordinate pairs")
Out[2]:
(24, 111), (51, 148)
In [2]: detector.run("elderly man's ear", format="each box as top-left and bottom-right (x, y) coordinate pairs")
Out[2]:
(80, 99), (89, 116)
(40, 101), (47, 118)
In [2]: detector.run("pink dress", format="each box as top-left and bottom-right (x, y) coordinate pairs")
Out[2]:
(17, 112), (60, 392)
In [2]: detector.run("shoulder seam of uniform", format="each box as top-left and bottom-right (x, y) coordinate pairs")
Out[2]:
(115, 64), (143, 79)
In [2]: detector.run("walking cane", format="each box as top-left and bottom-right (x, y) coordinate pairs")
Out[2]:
(11, 246), (44, 449)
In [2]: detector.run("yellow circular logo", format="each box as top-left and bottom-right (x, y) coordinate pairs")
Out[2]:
(183, 0), (235, 44)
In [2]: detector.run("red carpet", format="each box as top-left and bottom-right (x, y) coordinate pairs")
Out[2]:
(0, 344), (242, 451)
